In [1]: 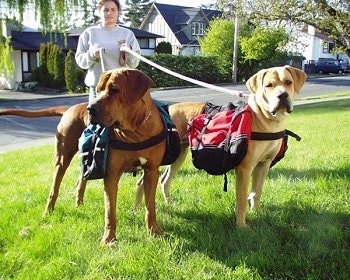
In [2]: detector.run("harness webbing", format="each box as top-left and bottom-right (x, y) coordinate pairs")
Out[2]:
(251, 131), (286, 141)
(108, 126), (167, 151)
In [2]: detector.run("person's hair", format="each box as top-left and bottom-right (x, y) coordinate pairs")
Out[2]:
(97, 0), (121, 11)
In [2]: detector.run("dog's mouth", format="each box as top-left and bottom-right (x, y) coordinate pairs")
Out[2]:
(87, 103), (114, 127)
(271, 102), (293, 116)
(269, 91), (293, 116)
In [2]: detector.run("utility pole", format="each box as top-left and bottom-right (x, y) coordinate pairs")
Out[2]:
(232, 11), (239, 83)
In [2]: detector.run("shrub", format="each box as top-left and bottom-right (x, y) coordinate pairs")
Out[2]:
(64, 50), (86, 93)
(155, 41), (172, 54)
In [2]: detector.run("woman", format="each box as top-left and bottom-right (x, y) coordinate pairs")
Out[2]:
(75, 0), (141, 103)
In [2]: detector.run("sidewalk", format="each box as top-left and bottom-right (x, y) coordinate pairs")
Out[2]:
(0, 88), (87, 101)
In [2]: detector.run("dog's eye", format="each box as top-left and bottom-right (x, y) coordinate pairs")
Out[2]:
(109, 87), (120, 95)
(285, 80), (292, 86)
(265, 83), (273, 88)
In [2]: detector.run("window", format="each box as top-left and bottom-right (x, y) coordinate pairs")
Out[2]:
(322, 42), (335, 53)
(137, 38), (155, 49)
(22, 51), (39, 81)
(192, 22), (204, 36)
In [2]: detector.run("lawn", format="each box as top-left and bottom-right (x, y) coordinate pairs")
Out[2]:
(0, 98), (349, 279)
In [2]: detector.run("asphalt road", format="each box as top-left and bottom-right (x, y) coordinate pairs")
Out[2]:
(0, 75), (349, 153)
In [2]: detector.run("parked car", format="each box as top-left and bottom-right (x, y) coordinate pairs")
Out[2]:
(315, 58), (349, 74)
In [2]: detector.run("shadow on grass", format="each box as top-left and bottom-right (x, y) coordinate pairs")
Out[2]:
(269, 166), (350, 181)
(166, 203), (350, 279)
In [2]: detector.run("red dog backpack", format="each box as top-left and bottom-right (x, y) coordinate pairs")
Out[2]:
(188, 102), (252, 176)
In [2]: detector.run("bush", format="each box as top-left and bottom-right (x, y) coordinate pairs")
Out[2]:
(38, 42), (65, 89)
(138, 54), (230, 88)
(155, 41), (172, 54)
(65, 50), (86, 93)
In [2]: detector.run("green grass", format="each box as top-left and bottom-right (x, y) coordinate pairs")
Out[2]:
(1, 98), (349, 280)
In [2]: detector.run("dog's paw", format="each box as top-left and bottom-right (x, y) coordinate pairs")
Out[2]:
(100, 238), (117, 248)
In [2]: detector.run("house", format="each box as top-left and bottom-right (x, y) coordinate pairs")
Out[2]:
(1, 21), (162, 89)
(140, 3), (222, 56)
(287, 25), (349, 70)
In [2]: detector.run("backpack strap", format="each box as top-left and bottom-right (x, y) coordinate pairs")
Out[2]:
(251, 130), (286, 140)
(251, 130), (301, 141)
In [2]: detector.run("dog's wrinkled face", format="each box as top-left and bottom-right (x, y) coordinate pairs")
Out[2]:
(87, 68), (153, 128)
(246, 66), (307, 119)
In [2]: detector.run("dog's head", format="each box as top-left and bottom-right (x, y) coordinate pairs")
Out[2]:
(246, 65), (307, 119)
(87, 68), (153, 128)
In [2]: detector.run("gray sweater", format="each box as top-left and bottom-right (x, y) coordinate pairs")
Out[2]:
(75, 24), (141, 87)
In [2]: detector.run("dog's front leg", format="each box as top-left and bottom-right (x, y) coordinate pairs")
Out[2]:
(250, 162), (270, 210)
(101, 175), (120, 246)
(235, 167), (252, 227)
(143, 168), (162, 235)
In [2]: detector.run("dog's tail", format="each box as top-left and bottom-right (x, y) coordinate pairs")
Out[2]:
(0, 106), (70, 117)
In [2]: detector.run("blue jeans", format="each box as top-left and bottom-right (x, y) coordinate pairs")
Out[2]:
(89, 87), (97, 103)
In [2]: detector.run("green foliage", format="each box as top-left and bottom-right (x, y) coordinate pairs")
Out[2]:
(137, 54), (231, 87)
(0, 98), (349, 279)
(199, 17), (297, 81)
(64, 50), (86, 93)
(237, 0), (350, 56)
(124, 0), (152, 28)
(2, 0), (89, 32)
(0, 25), (14, 77)
(38, 42), (65, 89)
(155, 41), (172, 54)
(240, 27), (289, 61)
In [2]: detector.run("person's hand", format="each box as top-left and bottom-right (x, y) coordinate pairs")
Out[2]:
(91, 48), (104, 60)
(120, 43), (131, 52)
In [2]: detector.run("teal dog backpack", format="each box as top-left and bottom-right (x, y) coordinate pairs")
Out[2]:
(78, 124), (110, 180)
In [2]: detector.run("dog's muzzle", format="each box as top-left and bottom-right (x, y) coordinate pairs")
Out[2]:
(271, 91), (292, 115)
(87, 103), (100, 125)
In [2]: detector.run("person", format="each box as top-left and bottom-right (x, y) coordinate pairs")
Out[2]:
(75, 0), (141, 103)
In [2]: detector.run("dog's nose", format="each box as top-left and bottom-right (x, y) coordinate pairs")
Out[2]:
(87, 104), (98, 124)
(278, 91), (289, 100)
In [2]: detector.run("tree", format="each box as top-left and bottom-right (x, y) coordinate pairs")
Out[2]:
(218, 0), (350, 57)
(199, 18), (293, 80)
(124, 0), (152, 27)
(240, 27), (290, 62)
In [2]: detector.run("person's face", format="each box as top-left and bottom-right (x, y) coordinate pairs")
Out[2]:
(100, 1), (119, 26)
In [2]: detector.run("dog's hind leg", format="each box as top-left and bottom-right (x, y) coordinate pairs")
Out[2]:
(43, 137), (77, 215)
(160, 144), (188, 204)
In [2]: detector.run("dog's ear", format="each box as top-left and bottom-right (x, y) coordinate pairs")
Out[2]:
(246, 69), (267, 94)
(125, 69), (154, 104)
(96, 70), (113, 93)
(284, 65), (308, 93)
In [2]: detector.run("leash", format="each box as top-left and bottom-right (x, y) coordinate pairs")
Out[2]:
(120, 45), (249, 99)
(99, 48), (106, 72)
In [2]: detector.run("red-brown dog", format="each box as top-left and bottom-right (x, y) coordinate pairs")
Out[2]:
(0, 68), (165, 246)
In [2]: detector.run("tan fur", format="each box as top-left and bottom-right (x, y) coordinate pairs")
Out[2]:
(156, 65), (307, 227)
